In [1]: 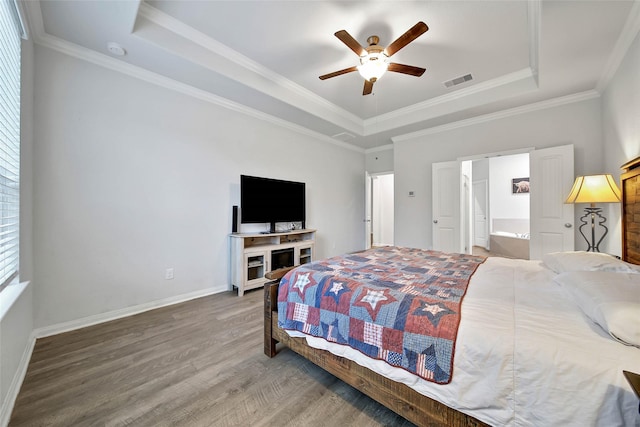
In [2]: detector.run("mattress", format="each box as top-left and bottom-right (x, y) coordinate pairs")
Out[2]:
(286, 256), (640, 426)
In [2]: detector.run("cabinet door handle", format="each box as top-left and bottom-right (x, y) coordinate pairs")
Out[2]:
(433, 220), (438, 224)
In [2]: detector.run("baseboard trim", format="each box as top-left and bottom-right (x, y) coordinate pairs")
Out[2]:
(34, 287), (224, 339)
(1, 287), (228, 426)
(0, 332), (36, 427)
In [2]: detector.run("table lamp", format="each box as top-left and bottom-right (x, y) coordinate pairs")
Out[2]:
(564, 174), (621, 252)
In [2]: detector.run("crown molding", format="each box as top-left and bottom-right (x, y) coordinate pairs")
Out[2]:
(127, 0), (142, 33)
(457, 147), (535, 162)
(24, 0), (605, 155)
(136, 3), (364, 135)
(392, 90), (600, 143)
(365, 144), (394, 154)
(137, 3), (270, 80)
(24, 0), (547, 146)
(365, 68), (538, 135)
(136, 2), (543, 139)
(20, 0), (45, 42)
(596, 0), (640, 93)
(366, 68), (535, 125)
(363, 0), (540, 135)
(22, 5), (363, 154)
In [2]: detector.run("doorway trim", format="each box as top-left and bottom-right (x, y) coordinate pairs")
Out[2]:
(366, 171), (395, 249)
(458, 147), (535, 162)
(472, 179), (489, 249)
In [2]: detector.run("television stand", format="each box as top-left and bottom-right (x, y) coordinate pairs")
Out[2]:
(268, 221), (305, 234)
(229, 229), (316, 296)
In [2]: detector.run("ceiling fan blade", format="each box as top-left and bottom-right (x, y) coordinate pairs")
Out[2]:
(319, 66), (358, 80)
(385, 21), (428, 57)
(388, 62), (426, 77)
(335, 30), (365, 56)
(363, 79), (374, 95)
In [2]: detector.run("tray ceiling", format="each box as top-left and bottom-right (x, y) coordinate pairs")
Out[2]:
(26, 0), (639, 150)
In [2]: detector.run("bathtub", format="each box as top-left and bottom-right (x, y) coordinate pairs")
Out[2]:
(489, 219), (530, 260)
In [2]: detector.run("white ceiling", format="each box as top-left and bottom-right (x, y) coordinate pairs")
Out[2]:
(25, 0), (640, 150)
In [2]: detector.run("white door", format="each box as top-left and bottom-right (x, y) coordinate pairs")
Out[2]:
(365, 171), (372, 249)
(473, 180), (489, 248)
(432, 161), (461, 253)
(372, 174), (395, 246)
(529, 144), (575, 259)
(463, 174), (471, 253)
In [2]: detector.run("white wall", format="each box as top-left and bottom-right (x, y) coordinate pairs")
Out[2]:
(0, 284), (33, 423)
(602, 31), (640, 256)
(32, 46), (365, 329)
(365, 147), (393, 173)
(489, 153), (530, 227)
(0, 36), (35, 425)
(394, 98), (604, 250)
(472, 158), (489, 182)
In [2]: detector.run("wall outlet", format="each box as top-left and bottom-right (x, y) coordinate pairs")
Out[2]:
(165, 268), (174, 280)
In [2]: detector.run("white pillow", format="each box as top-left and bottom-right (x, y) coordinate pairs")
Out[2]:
(553, 271), (640, 347)
(543, 251), (640, 274)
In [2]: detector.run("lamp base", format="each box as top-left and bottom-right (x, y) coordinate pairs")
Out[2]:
(578, 206), (608, 252)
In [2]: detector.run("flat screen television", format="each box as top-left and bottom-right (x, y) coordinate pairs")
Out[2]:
(240, 175), (305, 233)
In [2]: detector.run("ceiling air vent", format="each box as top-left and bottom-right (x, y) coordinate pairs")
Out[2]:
(444, 73), (473, 88)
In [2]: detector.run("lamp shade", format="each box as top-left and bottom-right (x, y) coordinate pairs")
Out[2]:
(357, 52), (388, 82)
(564, 174), (622, 204)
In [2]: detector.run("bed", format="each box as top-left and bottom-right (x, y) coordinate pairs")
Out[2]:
(489, 218), (530, 260)
(264, 158), (640, 427)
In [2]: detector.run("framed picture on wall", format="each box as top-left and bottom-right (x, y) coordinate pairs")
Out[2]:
(512, 177), (530, 193)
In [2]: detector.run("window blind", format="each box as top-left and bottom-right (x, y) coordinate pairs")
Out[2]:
(0, 0), (21, 292)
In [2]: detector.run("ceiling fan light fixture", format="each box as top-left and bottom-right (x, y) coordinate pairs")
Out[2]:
(357, 52), (388, 82)
(321, 22), (428, 95)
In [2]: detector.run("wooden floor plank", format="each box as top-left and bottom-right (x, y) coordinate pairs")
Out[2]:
(9, 289), (414, 426)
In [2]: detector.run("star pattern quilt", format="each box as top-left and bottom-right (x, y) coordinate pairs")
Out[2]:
(277, 246), (486, 384)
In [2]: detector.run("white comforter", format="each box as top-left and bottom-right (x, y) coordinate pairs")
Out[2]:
(288, 257), (640, 426)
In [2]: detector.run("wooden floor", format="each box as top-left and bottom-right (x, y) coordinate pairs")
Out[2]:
(10, 289), (414, 427)
(472, 246), (491, 257)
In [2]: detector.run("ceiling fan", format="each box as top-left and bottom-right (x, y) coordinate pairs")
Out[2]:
(319, 21), (429, 95)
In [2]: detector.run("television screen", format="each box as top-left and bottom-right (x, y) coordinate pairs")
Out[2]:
(240, 175), (305, 229)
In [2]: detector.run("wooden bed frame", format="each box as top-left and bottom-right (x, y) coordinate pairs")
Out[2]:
(263, 156), (640, 427)
(621, 156), (640, 265)
(263, 277), (488, 427)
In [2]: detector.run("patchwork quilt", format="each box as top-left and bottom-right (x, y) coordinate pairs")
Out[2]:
(277, 246), (486, 384)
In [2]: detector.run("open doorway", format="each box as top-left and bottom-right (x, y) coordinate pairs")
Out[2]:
(464, 153), (531, 259)
(370, 173), (394, 247)
(433, 145), (573, 259)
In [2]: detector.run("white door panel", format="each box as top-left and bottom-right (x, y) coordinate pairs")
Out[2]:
(473, 180), (488, 248)
(438, 227), (457, 253)
(433, 161), (461, 253)
(530, 144), (575, 259)
(365, 171), (372, 249)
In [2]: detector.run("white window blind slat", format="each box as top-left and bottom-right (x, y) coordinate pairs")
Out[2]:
(0, 0), (21, 292)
